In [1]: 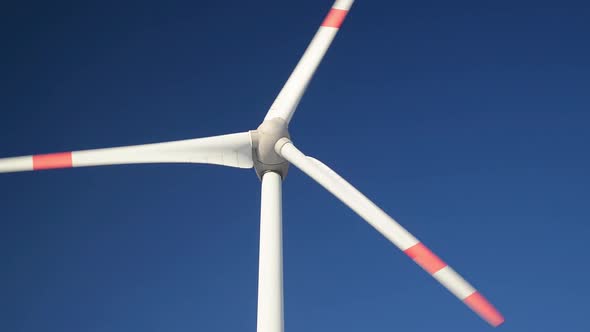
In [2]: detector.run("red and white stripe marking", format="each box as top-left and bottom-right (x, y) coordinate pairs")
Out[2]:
(264, 0), (355, 123)
(282, 144), (505, 327)
(0, 152), (73, 172)
(404, 242), (505, 327)
(321, 8), (348, 29)
(322, 0), (353, 29)
(33, 152), (73, 170)
(0, 132), (255, 173)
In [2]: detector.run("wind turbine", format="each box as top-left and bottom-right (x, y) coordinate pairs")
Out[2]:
(0, 0), (504, 330)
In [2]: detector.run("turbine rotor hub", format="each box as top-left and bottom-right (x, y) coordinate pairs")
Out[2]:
(250, 118), (290, 179)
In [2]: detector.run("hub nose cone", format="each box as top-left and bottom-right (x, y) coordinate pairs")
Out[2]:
(251, 118), (290, 179)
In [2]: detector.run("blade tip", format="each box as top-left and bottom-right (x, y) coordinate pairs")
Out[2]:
(488, 313), (505, 327)
(463, 291), (504, 327)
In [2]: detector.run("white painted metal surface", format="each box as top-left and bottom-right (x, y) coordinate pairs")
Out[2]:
(433, 266), (476, 300)
(72, 132), (253, 168)
(0, 132), (254, 172)
(275, 139), (503, 326)
(332, 0), (355, 11)
(276, 139), (419, 250)
(257, 172), (284, 332)
(0, 156), (33, 173)
(264, 0), (355, 124)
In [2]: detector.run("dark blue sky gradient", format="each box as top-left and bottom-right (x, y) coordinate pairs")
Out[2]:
(2, 1), (589, 331)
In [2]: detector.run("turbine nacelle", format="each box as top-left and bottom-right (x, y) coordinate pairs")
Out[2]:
(250, 118), (290, 179)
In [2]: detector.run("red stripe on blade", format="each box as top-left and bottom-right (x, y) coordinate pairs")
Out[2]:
(321, 9), (348, 28)
(463, 291), (505, 327)
(33, 152), (73, 170)
(404, 243), (447, 274)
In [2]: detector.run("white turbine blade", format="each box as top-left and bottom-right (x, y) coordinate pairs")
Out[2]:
(0, 132), (253, 173)
(275, 139), (504, 327)
(257, 172), (284, 332)
(264, 0), (354, 124)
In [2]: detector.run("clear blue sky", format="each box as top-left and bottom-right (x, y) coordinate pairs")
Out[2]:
(1, 1), (589, 331)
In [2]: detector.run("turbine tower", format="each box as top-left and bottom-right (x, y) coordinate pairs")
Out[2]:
(0, 1), (504, 330)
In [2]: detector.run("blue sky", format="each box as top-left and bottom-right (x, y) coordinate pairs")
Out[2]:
(1, 0), (589, 331)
